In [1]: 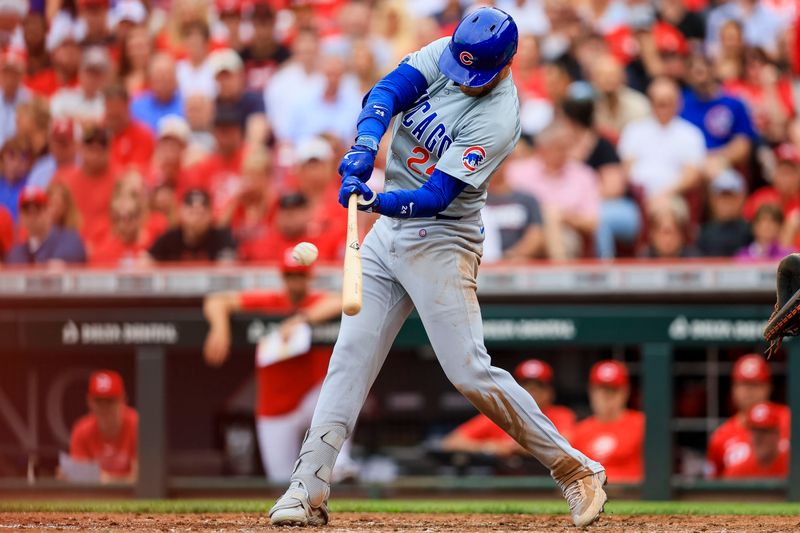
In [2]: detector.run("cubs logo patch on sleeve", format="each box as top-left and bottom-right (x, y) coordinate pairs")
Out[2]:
(462, 146), (486, 171)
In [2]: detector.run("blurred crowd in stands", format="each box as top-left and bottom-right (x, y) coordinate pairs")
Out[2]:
(1, 0), (800, 265)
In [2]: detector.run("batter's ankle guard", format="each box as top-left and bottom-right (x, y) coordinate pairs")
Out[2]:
(290, 424), (347, 508)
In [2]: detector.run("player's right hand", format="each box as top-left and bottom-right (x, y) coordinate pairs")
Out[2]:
(339, 176), (376, 210)
(338, 144), (376, 183)
(203, 326), (231, 367)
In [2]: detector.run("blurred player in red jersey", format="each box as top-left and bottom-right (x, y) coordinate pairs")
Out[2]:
(442, 359), (576, 455)
(722, 402), (790, 479)
(202, 249), (356, 481)
(69, 370), (138, 483)
(571, 360), (644, 483)
(706, 354), (790, 477)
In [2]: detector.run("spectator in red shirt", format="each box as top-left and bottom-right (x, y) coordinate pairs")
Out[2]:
(294, 137), (348, 244)
(722, 402), (790, 479)
(723, 47), (794, 145)
(745, 143), (800, 222)
(183, 104), (244, 216)
(105, 83), (155, 171)
(21, 9), (50, 91)
(55, 123), (118, 251)
(119, 25), (152, 96)
(215, 0), (246, 53)
(111, 0), (148, 48)
(202, 249), (356, 481)
(40, 18), (81, 96)
(442, 359), (577, 455)
(47, 118), (78, 175)
(571, 360), (644, 484)
(91, 188), (157, 266)
(706, 354), (790, 477)
(150, 115), (189, 183)
(241, 191), (339, 262)
(147, 115), (191, 220)
(220, 146), (275, 254)
(68, 370), (138, 483)
(0, 204), (12, 260)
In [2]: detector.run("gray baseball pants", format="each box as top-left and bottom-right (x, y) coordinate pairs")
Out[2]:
(294, 215), (603, 502)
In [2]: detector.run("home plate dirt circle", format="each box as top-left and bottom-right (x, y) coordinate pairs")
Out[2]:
(0, 512), (798, 532)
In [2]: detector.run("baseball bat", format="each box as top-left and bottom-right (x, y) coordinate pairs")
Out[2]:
(342, 193), (362, 316)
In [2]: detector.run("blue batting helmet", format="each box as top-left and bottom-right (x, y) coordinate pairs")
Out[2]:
(438, 7), (518, 88)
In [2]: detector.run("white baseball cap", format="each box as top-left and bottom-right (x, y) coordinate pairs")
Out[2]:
(157, 115), (191, 144)
(711, 168), (746, 195)
(0, 0), (29, 16)
(208, 48), (243, 76)
(295, 137), (333, 164)
(111, 0), (147, 26)
(46, 16), (81, 52)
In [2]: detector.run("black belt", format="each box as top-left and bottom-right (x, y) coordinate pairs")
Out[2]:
(435, 214), (462, 220)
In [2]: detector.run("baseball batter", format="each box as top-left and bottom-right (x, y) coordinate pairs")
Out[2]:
(270, 8), (607, 528)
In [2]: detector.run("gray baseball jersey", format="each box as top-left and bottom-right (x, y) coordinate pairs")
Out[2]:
(384, 37), (522, 218)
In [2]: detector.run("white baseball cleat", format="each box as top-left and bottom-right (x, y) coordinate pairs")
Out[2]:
(269, 481), (329, 527)
(562, 471), (607, 528)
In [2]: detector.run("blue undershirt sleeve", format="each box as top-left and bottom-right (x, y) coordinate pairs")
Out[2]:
(356, 63), (429, 145)
(375, 169), (468, 218)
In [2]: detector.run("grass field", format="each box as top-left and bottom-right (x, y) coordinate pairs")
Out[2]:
(1, 499), (799, 516)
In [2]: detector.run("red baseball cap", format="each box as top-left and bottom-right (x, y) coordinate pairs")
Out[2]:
(18, 186), (48, 209)
(514, 359), (553, 383)
(0, 48), (26, 71)
(604, 27), (637, 65)
(216, 0), (242, 14)
(732, 354), (771, 383)
(746, 402), (781, 430)
(775, 143), (800, 165)
(281, 247), (311, 275)
(653, 22), (689, 56)
(50, 117), (75, 139)
(88, 370), (125, 398)
(589, 360), (629, 388)
(78, 0), (110, 8)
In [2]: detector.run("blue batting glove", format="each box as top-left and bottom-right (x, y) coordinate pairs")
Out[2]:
(338, 144), (376, 183)
(339, 176), (377, 211)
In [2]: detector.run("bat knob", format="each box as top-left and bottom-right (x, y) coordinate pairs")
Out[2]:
(342, 302), (361, 316)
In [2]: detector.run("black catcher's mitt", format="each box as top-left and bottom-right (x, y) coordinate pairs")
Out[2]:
(764, 253), (800, 358)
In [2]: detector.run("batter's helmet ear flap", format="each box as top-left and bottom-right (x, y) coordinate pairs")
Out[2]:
(438, 7), (519, 88)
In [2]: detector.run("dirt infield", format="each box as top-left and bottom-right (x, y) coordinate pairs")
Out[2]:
(0, 512), (798, 532)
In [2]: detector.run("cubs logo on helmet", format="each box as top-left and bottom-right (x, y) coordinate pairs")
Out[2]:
(462, 146), (486, 171)
(459, 51), (474, 66)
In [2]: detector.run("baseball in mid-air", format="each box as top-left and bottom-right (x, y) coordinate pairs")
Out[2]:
(292, 242), (318, 266)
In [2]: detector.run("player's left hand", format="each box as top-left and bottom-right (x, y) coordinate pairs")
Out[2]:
(338, 145), (376, 183)
(339, 176), (377, 211)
